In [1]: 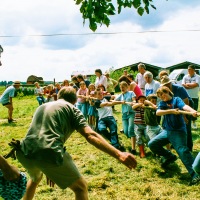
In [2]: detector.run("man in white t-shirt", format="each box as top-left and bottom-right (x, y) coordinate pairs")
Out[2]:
(182, 65), (200, 129)
(135, 63), (146, 93)
(144, 71), (160, 97)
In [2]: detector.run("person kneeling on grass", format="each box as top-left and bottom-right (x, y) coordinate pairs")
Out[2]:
(0, 155), (27, 199)
(148, 86), (200, 186)
(9, 86), (137, 200)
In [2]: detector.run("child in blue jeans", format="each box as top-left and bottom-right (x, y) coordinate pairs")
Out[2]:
(94, 88), (125, 150)
(148, 86), (200, 185)
(115, 81), (137, 155)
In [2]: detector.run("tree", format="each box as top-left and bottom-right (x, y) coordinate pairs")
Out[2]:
(74, 0), (156, 31)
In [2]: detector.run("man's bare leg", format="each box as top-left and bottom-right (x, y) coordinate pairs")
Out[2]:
(69, 177), (88, 200)
(5, 104), (13, 120)
(23, 175), (42, 200)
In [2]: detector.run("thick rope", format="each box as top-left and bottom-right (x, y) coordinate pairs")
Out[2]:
(3, 139), (21, 160)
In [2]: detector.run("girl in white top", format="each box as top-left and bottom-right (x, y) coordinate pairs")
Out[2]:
(95, 69), (107, 89)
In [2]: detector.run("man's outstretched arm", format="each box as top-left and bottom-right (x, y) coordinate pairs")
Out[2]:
(78, 126), (137, 170)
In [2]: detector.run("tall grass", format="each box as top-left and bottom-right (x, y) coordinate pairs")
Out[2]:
(0, 86), (200, 200)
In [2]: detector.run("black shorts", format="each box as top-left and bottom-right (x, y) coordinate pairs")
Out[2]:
(2, 102), (11, 106)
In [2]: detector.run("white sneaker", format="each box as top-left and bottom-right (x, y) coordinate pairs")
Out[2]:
(192, 122), (197, 129)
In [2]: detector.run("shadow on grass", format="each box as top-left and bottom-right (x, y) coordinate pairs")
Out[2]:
(145, 152), (181, 177)
(158, 163), (182, 178)
(0, 122), (17, 127)
(149, 157), (192, 185)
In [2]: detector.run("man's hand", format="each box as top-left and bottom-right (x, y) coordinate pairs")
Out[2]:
(118, 152), (137, 170)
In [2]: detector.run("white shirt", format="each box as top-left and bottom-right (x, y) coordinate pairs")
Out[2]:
(145, 80), (160, 96)
(182, 73), (200, 98)
(95, 75), (107, 89)
(34, 87), (44, 95)
(96, 98), (113, 119)
(135, 73), (146, 89)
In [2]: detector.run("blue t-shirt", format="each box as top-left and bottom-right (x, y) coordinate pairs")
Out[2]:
(158, 97), (186, 132)
(115, 91), (135, 114)
(0, 86), (16, 104)
(172, 84), (191, 100)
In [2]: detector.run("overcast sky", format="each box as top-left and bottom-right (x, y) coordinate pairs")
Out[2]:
(0, 0), (200, 82)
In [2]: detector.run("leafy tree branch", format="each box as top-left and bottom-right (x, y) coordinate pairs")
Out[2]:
(74, 0), (156, 31)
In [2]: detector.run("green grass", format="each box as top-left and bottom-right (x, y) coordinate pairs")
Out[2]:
(0, 86), (200, 200)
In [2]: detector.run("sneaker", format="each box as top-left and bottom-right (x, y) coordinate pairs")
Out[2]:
(192, 122), (197, 130)
(116, 145), (126, 152)
(161, 154), (177, 168)
(153, 153), (160, 158)
(130, 149), (137, 155)
(8, 119), (17, 123)
(189, 174), (200, 186)
(120, 129), (124, 133)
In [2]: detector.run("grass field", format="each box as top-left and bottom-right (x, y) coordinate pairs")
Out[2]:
(0, 86), (200, 200)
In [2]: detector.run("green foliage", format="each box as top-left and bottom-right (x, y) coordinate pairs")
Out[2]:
(75, 0), (157, 31)
(89, 75), (96, 83)
(108, 66), (137, 81)
(16, 91), (24, 99)
(16, 87), (35, 96)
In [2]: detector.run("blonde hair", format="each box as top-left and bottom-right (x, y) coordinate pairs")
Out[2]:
(147, 94), (157, 101)
(156, 86), (174, 98)
(47, 84), (54, 90)
(159, 70), (169, 79)
(79, 81), (86, 86)
(88, 83), (95, 90)
(119, 81), (128, 88)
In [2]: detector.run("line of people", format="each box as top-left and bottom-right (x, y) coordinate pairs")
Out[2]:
(64, 64), (200, 186)
(32, 64), (200, 167)
(1, 64), (200, 200)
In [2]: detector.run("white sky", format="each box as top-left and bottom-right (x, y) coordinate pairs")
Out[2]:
(0, 0), (200, 82)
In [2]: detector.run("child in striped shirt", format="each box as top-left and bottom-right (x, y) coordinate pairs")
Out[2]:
(132, 95), (149, 158)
